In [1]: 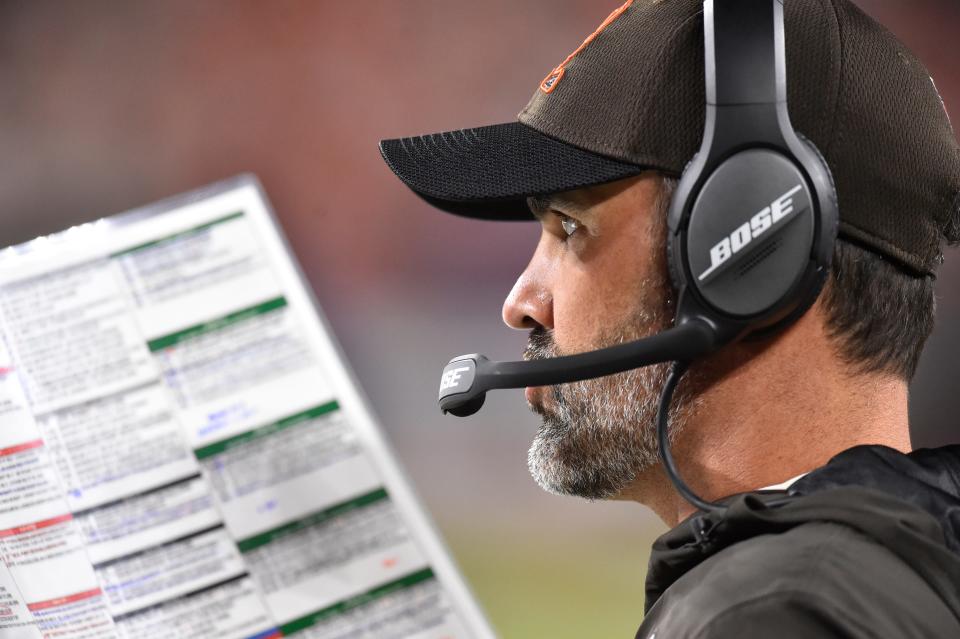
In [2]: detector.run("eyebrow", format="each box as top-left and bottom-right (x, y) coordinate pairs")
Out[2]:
(526, 194), (592, 220)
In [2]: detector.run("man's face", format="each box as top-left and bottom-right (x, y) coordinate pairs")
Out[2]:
(503, 173), (686, 499)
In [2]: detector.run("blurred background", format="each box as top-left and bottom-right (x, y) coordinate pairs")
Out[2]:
(1, 1), (957, 636)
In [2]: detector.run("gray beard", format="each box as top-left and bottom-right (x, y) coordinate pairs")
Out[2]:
(524, 315), (690, 500)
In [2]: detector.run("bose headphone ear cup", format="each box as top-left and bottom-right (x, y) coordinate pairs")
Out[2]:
(685, 148), (822, 319)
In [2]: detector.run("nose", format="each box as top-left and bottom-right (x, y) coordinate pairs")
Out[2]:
(502, 255), (553, 331)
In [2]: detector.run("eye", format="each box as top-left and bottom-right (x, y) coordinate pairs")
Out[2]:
(560, 215), (580, 237)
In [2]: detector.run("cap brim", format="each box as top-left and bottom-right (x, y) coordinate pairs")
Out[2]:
(379, 122), (647, 220)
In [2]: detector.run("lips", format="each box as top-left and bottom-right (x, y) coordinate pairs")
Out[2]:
(525, 385), (550, 408)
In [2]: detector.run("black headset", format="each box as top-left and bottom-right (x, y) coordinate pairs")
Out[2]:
(437, 0), (838, 514)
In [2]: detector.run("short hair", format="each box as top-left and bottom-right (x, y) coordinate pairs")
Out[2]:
(657, 175), (960, 380)
(822, 242), (934, 379)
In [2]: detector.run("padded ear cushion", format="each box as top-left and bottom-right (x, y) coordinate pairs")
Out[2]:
(666, 153), (698, 296)
(796, 132), (838, 212)
(794, 134), (839, 286)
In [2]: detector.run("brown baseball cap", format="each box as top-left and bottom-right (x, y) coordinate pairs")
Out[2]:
(379, 0), (960, 276)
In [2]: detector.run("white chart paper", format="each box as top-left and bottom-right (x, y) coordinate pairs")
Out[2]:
(0, 175), (493, 639)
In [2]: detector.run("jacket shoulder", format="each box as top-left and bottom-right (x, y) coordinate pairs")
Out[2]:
(638, 521), (960, 638)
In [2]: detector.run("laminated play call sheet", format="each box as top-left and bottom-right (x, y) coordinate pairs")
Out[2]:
(0, 176), (492, 639)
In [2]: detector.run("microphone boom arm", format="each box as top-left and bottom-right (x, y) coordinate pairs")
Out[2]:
(438, 318), (718, 416)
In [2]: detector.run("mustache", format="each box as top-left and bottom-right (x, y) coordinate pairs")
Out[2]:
(523, 327), (568, 416)
(523, 326), (559, 361)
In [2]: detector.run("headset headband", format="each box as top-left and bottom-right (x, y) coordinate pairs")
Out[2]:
(707, 0), (784, 106)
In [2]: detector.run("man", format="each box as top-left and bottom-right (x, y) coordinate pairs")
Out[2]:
(380, 0), (960, 636)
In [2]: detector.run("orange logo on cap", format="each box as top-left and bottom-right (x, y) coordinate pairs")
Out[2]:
(539, 0), (634, 94)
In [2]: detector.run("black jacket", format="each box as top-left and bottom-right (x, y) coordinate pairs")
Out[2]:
(636, 445), (960, 638)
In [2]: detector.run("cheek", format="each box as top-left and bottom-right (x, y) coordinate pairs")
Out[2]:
(551, 243), (657, 353)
